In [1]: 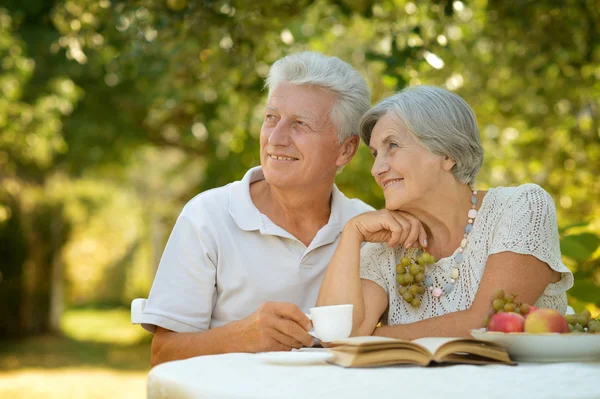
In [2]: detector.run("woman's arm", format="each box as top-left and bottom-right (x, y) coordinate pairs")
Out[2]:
(317, 210), (426, 335)
(373, 251), (561, 340)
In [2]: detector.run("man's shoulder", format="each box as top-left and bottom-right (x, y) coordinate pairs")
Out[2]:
(181, 182), (234, 220)
(345, 197), (376, 215)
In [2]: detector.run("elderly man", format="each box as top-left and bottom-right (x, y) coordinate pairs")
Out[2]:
(143, 51), (373, 366)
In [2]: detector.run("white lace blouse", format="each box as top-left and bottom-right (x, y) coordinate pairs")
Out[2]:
(359, 184), (574, 326)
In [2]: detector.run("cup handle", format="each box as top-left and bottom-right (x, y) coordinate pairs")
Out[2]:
(304, 314), (319, 340)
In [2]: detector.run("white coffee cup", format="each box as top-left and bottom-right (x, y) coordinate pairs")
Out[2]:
(305, 304), (353, 342)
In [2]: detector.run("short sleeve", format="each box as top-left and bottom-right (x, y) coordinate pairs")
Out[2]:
(142, 213), (217, 333)
(359, 243), (390, 294)
(488, 184), (574, 296)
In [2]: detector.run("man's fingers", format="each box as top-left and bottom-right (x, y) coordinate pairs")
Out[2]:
(272, 303), (312, 330)
(267, 326), (305, 349)
(271, 317), (315, 348)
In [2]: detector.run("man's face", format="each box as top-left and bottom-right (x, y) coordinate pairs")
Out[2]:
(260, 81), (346, 189)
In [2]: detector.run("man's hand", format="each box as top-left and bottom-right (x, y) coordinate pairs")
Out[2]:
(238, 302), (314, 352)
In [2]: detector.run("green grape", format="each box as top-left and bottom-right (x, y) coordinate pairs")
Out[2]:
(398, 286), (407, 295)
(576, 314), (589, 327)
(417, 285), (426, 295)
(492, 299), (506, 312)
(409, 264), (420, 275)
(504, 303), (516, 312)
(565, 314), (579, 325)
(404, 273), (414, 284)
(492, 289), (505, 300)
(403, 292), (413, 303)
(520, 304), (531, 315)
(581, 309), (592, 320)
(415, 272), (425, 283)
(409, 285), (420, 295)
(504, 294), (515, 303)
(396, 264), (405, 274)
(514, 307), (521, 315)
(427, 254), (436, 264)
(410, 298), (421, 308)
(396, 274), (406, 285)
(568, 324), (574, 332)
(588, 322), (600, 333)
(400, 257), (411, 267)
(574, 323), (584, 332)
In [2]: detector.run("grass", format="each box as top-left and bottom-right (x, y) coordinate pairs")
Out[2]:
(0, 308), (153, 398)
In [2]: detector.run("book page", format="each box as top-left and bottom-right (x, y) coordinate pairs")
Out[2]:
(412, 337), (464, 354)
(331, 336), (401, 346)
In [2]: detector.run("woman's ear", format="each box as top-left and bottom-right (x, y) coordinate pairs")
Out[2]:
(336, 136), (359, 167)
(442, 156), (456, 171)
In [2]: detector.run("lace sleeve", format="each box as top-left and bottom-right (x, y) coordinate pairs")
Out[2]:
(489, 184), (574, 296)
(359, 243), (390, 294)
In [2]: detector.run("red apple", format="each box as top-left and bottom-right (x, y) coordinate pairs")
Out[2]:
(520, 304), (537, 316)
(524, 308), (569, 333)
(487, 312), (525, 333)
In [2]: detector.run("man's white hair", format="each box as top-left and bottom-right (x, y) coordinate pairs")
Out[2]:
(360, 86), (484, 186)
(266, 51), (371, 142)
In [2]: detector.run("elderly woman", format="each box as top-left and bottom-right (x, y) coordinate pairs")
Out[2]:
(317, 86), (573, 339)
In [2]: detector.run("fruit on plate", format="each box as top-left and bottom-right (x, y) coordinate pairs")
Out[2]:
(487, 312), (525, 333)
(483, 289), (535, 327)
(524, 308), (569, 333)
(565, 310), (600, 333)
(484, 288), (600, 333)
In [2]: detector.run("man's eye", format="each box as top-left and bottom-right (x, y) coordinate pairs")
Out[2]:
(296, 120), (307, 126)
(265, 114), (276, 120)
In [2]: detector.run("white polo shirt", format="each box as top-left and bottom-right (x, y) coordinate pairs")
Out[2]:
(142, 166), (373, 333)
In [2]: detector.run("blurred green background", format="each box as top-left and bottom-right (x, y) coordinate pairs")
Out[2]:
(1, 0), (599, 397)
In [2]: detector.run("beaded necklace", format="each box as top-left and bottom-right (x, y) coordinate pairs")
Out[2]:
(395, 189), (479, 308)
(425, 189), (478, 298)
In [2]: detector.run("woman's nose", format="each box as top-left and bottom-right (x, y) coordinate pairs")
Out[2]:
(371, 155), (390, 177)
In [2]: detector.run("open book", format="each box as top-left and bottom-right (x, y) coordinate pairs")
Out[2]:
(326, 336), (514, 367)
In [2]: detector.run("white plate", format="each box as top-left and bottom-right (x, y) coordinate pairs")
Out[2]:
(470, 329), (600, 362)
(257, 351), (333, 365)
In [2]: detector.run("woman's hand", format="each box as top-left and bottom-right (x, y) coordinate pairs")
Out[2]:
(347, 210), (427, 248)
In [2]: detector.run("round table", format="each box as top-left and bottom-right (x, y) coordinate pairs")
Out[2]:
(147, 351), (600, 399)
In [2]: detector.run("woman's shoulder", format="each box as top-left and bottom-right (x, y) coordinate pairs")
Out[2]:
(487, 183), (554, 207)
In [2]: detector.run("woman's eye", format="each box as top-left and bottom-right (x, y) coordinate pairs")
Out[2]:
(265, 114), (276, 121)
(296, 120), (307, 126)
(389, 142), (399, 149)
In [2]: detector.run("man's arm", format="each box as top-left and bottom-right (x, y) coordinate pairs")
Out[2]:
(151, 302), (314, 366)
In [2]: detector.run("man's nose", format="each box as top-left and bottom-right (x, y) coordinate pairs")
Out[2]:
(268, 120), (292, 146)
(371, 155), (390, 177)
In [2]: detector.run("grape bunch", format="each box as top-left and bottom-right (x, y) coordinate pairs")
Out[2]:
(484, 289), (532, 326)
(396, 250), (435, 308)
(566, 310), (600, 333)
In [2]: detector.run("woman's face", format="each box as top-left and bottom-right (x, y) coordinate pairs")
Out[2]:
(368, 113), (451, 210)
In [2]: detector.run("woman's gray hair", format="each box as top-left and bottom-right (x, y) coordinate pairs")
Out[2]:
(266, 51), (371, 142)
(360, 86), (484, 186)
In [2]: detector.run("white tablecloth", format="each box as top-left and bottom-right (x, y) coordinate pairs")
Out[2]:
(148, 352), (600, 399)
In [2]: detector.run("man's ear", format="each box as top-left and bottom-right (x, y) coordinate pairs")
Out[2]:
(442, 155), (456, 171)
(336, 136), (360, 167)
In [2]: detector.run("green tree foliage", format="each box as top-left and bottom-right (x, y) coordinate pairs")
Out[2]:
(1, 1), (599, 337)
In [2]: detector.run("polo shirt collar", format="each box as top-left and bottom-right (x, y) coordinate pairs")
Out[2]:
(228, 166), (264, 231)
(229, 166), (357, 244)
